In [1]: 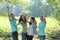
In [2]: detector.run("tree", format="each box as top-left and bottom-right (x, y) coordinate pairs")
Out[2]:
(48, 0), (60, 9)
(0, 0), (30, 16)
(27, 0), (54, 17)
(48, 0), (60, 21)
(0, 0), (30, 9)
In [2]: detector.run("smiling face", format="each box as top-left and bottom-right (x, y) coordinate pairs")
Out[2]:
(21, 15), (26, 21)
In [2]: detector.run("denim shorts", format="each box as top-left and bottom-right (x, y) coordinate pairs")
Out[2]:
(39, 35), (46, 40)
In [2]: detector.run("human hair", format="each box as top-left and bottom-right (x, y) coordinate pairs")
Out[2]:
(40, 16), (46, 23)
(29, 17), (37, 25)
(19, 15), (27, 23)
(9, 13), (15, 19)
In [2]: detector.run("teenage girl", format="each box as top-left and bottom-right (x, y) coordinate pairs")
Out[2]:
(18, 15), (27, 40)
(8, 13), (18, 40)
(38, 16), (46, 40)
(27, 17), (37, 40)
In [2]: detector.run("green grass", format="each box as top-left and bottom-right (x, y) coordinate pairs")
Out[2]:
(0, 17), (10, 31)
(0, 16), (60, 34)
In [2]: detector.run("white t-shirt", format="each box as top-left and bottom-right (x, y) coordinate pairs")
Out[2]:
(27, 23), (37, 36)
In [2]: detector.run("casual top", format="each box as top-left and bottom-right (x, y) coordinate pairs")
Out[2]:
(20, 21), (27, 33)
(10, 19), (17, 32)
(27, 23), (37, 36)
(38, 21), (46, 36)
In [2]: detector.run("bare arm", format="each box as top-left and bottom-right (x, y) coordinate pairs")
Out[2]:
(17, 22), (20, 25)
(34, 23), (37, 28)
(7, 6), (10, 20)
(17, 21), (23, 25)
(34, 20), (37, 28)
(8, 13), (10, 20)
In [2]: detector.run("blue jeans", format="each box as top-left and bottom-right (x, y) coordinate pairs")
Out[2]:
(12, 31), (18, 40)
(22, 32), (27, 40)
(39, 35), (46, 40)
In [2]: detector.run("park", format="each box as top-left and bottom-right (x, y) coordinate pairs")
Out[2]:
(0, 0), (60, 40)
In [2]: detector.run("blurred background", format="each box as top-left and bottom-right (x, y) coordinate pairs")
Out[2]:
(0, 0), (60, 40)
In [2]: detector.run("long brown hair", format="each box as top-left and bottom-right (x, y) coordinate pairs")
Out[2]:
(29, 17), (37, 25)
(19, 15), (27, 23)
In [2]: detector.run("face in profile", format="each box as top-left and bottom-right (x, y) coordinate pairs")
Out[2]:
(30, 18), (33, 23)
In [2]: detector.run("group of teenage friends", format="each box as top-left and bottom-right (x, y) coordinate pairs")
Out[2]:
(8, 13), (46, 40)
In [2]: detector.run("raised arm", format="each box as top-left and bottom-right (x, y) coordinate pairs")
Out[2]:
(8, 12), (10, 20)
(7, 6), (10, 20)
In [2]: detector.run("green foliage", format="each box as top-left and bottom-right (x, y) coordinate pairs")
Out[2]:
(0, 0), (30, 10)
(19, 0), (30, 8)
(56, 11), (60, 21)
(48, 30), (60, 40)
(0, 6), (2, 9)
(0, 0), (2, 2)
(48, 0), (60, 21)
(48, 0), (60, 9)
(0, 12), (8, 16)
(0, 28), (4, 37)
(5, 0), (30, 8)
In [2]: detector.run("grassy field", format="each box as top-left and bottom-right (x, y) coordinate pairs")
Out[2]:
(0, 16), (60, 33)
(0, 16), (60, 40)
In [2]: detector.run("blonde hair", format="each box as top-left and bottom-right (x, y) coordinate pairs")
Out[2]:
(40, 16), (46, 23)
